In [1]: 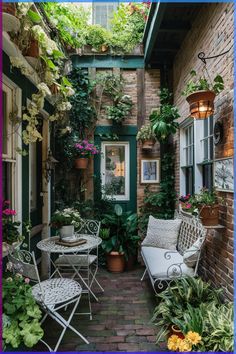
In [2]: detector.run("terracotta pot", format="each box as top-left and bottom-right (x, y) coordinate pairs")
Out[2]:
(75, 158), (89, 169)
(50, 83), (59, 95)
(25, 39), (39, 58)
(199, 204), (219, 226)
(142, 139), (155, 150)
(106, 252), (125, 273)
(169, 325), (185, 339)
(3, 3), (16, 16)
(101, 45), (108, 52)
(186, 90), (215, 119)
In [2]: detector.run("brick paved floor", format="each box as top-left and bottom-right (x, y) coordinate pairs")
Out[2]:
(32, 265), (167, 352)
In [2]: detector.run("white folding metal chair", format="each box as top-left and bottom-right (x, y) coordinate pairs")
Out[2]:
(55, 220), (104, 295)
(8, 250), (89, 352)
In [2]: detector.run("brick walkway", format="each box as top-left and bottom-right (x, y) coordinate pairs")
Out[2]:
(33, 266), (167, 352)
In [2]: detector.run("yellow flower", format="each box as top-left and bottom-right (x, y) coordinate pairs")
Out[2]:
(185, 331), (202, 345)
(167, 335), (182, 351)
(178, 339), (192, 352)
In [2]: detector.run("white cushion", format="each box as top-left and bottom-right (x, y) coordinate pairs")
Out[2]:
(142, 216), (182, 250)
(55, 254), (97, 267)
(183, 239), (203, 267)
(141, 246), (194, 279)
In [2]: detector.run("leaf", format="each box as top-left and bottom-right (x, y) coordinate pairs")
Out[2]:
(27, 10), (42, 23)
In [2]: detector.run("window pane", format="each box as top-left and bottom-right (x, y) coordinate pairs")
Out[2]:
(105, 145), (125, 196)
(203, 139), (208, 160)
(186, 167), (193, 195)
(209, 136), (213, 160)
(204, 118), (208, 137)
(203, 164), (213, 190)
(209, 116), (213, 134)
(3, 161), (13, 202)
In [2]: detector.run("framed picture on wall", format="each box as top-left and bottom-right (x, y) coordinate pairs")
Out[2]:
(141, 159), (160, 184)
(214, 157), (234, 192)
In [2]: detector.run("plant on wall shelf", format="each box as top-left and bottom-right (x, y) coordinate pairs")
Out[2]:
(85, 25), (111, 52)
(136, 123), (157, 149)
(150, 88), (179, 142)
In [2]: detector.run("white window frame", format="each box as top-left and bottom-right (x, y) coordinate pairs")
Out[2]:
(101, 141), (130, 201)
(2, 74), (22, 225)
(92, 2), (118, 29)
(200, 116), (214, 162)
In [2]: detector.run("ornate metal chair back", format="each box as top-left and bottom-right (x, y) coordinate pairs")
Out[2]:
(77, 219), (101, 237)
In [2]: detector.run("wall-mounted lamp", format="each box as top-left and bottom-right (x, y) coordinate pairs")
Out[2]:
(44, 150), (58, 182)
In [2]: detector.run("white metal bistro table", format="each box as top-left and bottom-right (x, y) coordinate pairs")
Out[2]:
(37, 234), (102, 319)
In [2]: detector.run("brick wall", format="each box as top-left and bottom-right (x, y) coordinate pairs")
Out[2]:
(172, 3), (234, 299)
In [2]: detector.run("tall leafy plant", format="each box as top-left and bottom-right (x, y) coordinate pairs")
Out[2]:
(150, 88), (179, 142)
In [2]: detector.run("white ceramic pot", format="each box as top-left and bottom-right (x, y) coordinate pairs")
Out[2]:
(59, 225), (74, 239)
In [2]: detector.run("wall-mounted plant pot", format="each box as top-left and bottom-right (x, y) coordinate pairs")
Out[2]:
(198, 204), (219, 226)
(141, 139), (155, 150)
(24, 39), (39, 58)
(186, 90), (215, 119)
(75, 157), (89, 169)
(3, 3), (20, 33)
(106, 252), (125, 273)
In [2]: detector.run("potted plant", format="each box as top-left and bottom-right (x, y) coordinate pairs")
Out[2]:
(50, 208), (83, 239)
(136, 123), (157, 150)
(182, 70), (224, 119)
(74, 140), (100, 169)
(3, 272), (44, 350)
(189, 188), (220, 226)
(101, 205), (139, 272)
(2, 201), (24, 256)
(150, 88), (179, 142)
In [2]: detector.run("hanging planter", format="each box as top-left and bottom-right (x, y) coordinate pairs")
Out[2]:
(186, 90), (215, 120)
(136, 123), (157, 150)
(142, 139), (155, 150)
(75, 157), (89, 169)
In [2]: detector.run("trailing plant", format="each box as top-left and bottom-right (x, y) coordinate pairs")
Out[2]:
(136, 123), (157, 142)
(3, 272), (43, 349)
(139, 152), (176, 236)
(182, 70), (224, 96)
(152, 277), (223, 343)
(150, 88), (179, 142)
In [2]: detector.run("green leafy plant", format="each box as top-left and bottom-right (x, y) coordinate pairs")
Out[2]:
(136, 123), (157, 142)
(182, 70), (224, 96)
(3, 274), (43, 349)
(86, 25), (111, 52)
(150, 88), (179, 142)
(2, 201), (23, 245)
(152, 277), (223, 343)
(50, 208), (83, 229)
(101, 204), (140, 259)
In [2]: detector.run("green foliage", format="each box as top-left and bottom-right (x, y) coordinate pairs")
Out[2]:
(101, 205), (140, 259)
(150, 88), (179, 142)
(86, 25), (111, 51)
(3, 275), (43, 349)
(106, 96), (133, 123)
(136, 123), (157, 142)
(139, 153), (176, 236)
(43, 2), (90, 48)
(182, 70), (224, 96)
(50, 208), (83, 229)
(152, 277), (223, 343)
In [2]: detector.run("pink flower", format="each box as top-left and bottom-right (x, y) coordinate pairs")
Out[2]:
(24, 278), (30, 284)
(185, 203), (192, 209)
(4, 200), (11, 204)
(3, 208), (16, 216)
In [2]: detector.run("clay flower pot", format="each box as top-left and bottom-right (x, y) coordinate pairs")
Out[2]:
(186, 90), (215, 119)
(169, 325), (185, 339)
(75, 157), (89, 169)
(101, 44), (108, 52)
(106, 252), (125, 273)
(25, 39), (39, 58)
(199, 204), (219, 226)
(50, 83), (59, 95)
(142, 139), (155, 150)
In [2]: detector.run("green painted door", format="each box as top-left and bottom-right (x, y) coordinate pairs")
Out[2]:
(94, 126), (137, 213)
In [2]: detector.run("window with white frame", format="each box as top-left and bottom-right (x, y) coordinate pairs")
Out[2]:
(201, 116), (214, 190)
(92, 2), (118, 29)
(101, 142), (129, 201)
(181, 124), (194, 195)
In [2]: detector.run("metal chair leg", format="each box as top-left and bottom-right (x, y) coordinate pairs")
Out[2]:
(141, 268), (147, 281)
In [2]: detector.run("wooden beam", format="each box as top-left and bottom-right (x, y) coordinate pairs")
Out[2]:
(71, 55), (144, 69)
(137, 69), (146, 129)
(144, 2), (167, 65)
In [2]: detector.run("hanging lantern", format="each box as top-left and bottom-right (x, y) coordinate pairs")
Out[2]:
(186, 90), (215, 119)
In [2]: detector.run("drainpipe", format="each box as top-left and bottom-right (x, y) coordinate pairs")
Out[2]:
(41, 119), (51, 279)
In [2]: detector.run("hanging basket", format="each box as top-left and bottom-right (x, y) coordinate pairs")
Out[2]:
(75, 157), (89, 169)
(141, 139), (155, 150)
(186, 90), (215, 119)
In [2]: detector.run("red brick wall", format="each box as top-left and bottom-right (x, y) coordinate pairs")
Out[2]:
(172, 3), (234, 299)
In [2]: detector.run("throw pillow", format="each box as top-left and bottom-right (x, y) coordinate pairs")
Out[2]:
(141, 215), (182, 250)
(183, 238), (203, 267)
